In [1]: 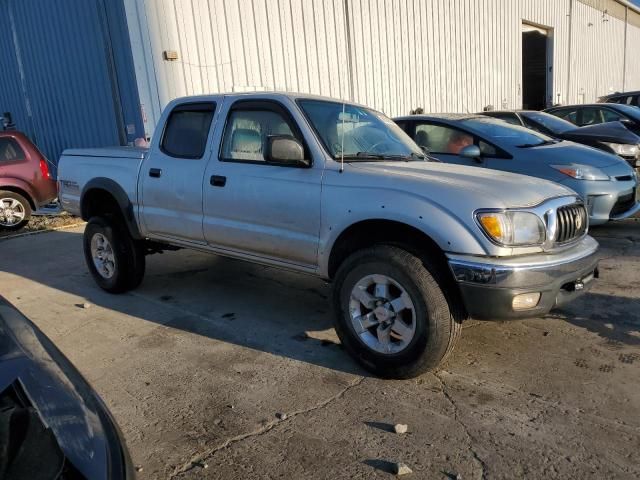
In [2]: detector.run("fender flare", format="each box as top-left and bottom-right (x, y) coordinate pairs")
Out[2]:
(81, 178), (142, 239)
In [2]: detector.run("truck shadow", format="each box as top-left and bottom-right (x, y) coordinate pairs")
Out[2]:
(548, 292), (640, 348)
(0, 229), (372, 377)
(2, 229), (639, 378)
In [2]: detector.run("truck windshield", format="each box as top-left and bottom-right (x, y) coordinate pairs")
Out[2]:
(298, 99), (425, 160)
(461, 117), (556, 148)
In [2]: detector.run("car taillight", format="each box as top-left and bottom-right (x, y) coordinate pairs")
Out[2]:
(39, 158), (51, 179)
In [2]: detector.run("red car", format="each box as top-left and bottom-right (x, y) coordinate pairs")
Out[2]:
(0, 131), (57, 230)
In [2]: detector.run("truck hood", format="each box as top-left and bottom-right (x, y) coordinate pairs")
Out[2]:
(348, 160), (574, 208)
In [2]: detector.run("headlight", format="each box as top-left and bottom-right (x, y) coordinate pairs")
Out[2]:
(602, 142), (640, 157)
(476, 211), (546, 246)
(550, 164), (609, 181)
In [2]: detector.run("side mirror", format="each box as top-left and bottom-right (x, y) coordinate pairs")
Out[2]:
(459, 144), (482, 160)
(266, 135), (310, 167)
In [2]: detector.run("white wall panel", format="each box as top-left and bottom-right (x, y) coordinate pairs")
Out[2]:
(125, 0), (640, 133)
(625, 22), (640, 90)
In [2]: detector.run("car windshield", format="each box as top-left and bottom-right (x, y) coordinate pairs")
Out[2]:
(522, 111), (575, 134)
(611, 103), (640, 121)
(298, 99), (425, 160)
(460, 117), (555, 147)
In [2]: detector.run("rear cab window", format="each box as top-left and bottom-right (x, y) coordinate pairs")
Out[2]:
(161, 103), (216, 159)
(0, 137), (26, 163)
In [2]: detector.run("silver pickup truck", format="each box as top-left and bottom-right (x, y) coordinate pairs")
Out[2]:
(58, 92), (599, 378)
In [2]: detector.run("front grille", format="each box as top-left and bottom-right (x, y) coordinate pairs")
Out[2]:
(610, 189), (636, 217)
(555, 203), (588, 243)
(615, 175), (633, 181)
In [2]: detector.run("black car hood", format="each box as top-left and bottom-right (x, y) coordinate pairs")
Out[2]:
(0, 296), (132, 480)
(561, 121), (640, 144)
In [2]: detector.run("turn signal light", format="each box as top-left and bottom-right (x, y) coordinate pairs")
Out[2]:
(478, 215), (503, 239)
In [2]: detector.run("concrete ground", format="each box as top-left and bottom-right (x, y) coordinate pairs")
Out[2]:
(1, 220), (639, 479)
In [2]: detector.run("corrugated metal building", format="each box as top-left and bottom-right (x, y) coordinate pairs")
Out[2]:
(1, 0), (640, 164)
(0, 0), (144, 171)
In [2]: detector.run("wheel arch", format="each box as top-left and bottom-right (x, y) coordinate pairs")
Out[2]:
(327, 219), (449, 280)
(0, 181), (37, 210)
(81, 178), (142, 239)
(326, 218), (469, 320)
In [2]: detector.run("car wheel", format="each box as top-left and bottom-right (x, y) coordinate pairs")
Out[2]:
(333, 245), (462, 379)
(83, 216), (145, 293)
(0, 191), (32, 231)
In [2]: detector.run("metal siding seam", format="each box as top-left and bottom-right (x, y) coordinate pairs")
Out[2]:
(319, 0), (332, 96)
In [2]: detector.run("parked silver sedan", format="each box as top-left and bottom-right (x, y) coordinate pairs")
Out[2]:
(394, 114), (639, 225)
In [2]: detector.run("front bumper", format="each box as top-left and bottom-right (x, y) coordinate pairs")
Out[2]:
(447, 236), (599, 320)
(569, 181), (639, 225)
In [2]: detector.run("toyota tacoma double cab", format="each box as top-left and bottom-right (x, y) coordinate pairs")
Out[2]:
(57, 92), (599, 378)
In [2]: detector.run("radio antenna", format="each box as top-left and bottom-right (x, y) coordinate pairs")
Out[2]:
(340, 102), (345, 173)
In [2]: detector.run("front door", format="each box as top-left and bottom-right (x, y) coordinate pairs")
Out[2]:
(202, 99), (323, 268)
(139, 100), (219, 243)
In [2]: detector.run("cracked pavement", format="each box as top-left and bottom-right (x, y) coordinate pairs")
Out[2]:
(0, 219), (638, 479)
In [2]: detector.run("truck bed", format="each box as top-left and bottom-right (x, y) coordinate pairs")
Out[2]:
(57, 147), (146, 218)
(62, 146), (147, 159)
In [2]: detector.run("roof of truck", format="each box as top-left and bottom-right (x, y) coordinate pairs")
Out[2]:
(171, 91), (370, 108)
(393, 113), (485, 122)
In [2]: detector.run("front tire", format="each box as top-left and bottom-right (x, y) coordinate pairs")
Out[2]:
(332, 245), (462, 379)
(0, 191), (32, 230)
(83, 216), (145, 293)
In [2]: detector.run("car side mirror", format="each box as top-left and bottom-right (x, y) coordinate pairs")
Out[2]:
(459, 144), (482, 160)
(266, 135), (310, 167)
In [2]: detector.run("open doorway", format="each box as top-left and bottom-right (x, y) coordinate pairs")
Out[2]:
(522, 23), (552, 110)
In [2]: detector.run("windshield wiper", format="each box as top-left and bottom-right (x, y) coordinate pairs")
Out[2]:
(337, 151), (426, 162)
(516, 139), (556, 148)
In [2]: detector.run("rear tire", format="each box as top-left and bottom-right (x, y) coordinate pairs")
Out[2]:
(83, 216), (145, 293)
(332, 245), (462, 379)
(0, 191), (32, 231)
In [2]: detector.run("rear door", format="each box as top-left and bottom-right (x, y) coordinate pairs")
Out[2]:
(201, 98), (323, 268)
(139, 99), (220, 243)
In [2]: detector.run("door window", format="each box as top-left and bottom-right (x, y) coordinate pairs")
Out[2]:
(221, 104), (302, 163)
(414, 124), (474, 154)
(0, 138), (25, 163)
(578, 108), (603, 126)
(479, 141), (497, 156)
(553, 109), (578, 124)
(161, 103), (216, 159)
(601, 108), (624, 122)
